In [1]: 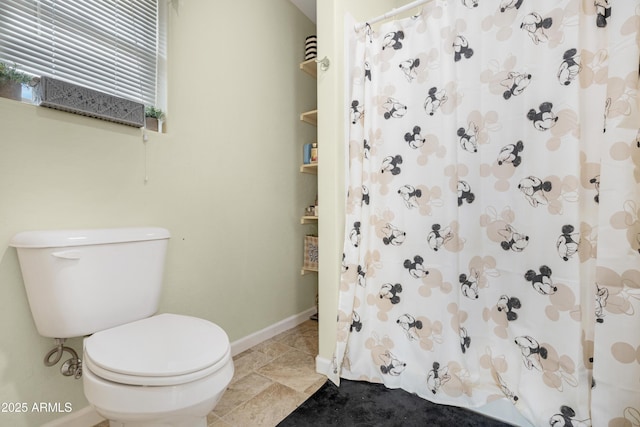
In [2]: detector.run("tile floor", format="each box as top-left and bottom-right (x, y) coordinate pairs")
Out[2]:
(93, 319), (325, 427)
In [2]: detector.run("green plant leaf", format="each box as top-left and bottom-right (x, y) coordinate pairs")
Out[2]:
(0, 61), (32, 85)
(145, 105), (165, 119)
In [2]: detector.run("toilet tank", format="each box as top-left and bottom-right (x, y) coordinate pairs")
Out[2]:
(10, 227), (170, 338)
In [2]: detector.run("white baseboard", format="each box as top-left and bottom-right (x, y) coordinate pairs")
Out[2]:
(42, 307), (317, 427)
(315, 355), (332, 376)
(230, 306), (317, 356)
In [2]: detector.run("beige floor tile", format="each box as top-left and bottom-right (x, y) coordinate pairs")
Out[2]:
(213, 373), (274, 417)
(278, 330), (318, 356)
(221, 382), (305, 427)
(252, 339), (294, 360)
(270, 329), (296, 343)
(257, 349), (324, 393)
(231, 349), (273, 383)
(295, 320), (319, 332)
(303, 376), (328, 398)
(271, 320), (316, 340)
(207, 412), (233, 427)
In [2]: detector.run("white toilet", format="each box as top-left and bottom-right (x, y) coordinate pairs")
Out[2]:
(10, 227), (234, 427)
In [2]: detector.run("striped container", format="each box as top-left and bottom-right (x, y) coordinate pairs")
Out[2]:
(305, 35), (317, 60)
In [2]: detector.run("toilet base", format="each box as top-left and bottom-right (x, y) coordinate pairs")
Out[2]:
(108, 415), (206, 427)
(100, 392), (216, 427)
(98, 385), (221, 427)
(84, 355), (233, 427)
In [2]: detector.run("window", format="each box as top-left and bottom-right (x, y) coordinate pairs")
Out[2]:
(0, 0), (161, 106)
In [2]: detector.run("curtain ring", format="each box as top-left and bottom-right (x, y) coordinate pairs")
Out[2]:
(315, 56), (330, 71)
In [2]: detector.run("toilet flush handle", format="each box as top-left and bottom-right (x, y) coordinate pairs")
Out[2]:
(51, 250), (82, 260)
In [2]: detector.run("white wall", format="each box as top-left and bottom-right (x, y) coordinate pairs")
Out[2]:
(0, 1), (317, 425)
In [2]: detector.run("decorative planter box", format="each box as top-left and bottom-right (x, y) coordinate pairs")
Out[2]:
(34, 76), (144, 127)
(0, 81), (22, 101)
(145, 117), (159, 132)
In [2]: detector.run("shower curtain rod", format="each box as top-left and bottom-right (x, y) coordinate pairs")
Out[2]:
(354, 0), (434, 31)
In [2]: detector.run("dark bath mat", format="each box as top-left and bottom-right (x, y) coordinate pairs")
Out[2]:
(277, 379), (516, 427)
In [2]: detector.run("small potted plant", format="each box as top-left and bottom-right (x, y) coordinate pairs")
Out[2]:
(0, 62), (31, 101)
(145, 106), (165, 132)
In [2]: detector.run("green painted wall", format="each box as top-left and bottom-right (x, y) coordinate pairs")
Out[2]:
(0, 1), (317, 425)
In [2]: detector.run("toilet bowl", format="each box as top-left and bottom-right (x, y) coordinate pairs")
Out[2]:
(83, 313), (234, 427)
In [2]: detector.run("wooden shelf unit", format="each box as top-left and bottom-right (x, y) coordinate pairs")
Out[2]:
(300, 109), (318, 126)
(300, 58), (317, 78)
(301, 215), (318, 224)
(300, 58), (318, 277)
(300, 163), (318, 174)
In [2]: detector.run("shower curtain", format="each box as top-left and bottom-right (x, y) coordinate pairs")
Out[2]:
(331, 1), (640, 425)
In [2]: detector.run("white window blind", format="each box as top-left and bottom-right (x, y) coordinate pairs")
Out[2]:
(0, 0), (159, 105)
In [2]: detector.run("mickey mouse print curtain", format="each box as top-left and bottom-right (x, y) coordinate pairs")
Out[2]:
(331, 1), (640, 426)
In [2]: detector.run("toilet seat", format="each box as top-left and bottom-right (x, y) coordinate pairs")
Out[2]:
(84, 313), (231, 386)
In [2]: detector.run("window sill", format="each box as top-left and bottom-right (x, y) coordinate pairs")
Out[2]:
(1, 96), (170, 139)
(1, 80), (163, 132)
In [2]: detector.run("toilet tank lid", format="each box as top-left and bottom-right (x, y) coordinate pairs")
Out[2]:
(9, 227), (170, 248)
